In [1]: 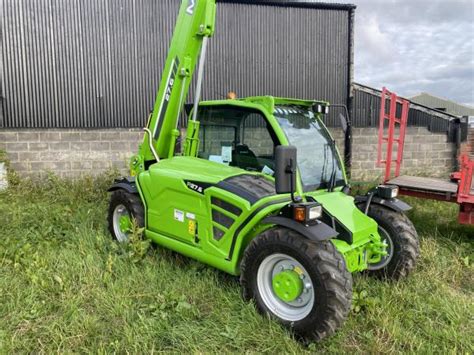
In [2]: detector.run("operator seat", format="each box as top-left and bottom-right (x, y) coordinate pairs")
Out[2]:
(232, 144), (261, 171)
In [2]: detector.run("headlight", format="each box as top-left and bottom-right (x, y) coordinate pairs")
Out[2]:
(309, 205), (323, 220)
(292, 202), (322, 223)
(377, 185), (399, 199)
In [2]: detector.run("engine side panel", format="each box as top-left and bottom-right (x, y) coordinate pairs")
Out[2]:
(138, 156), (283, 260)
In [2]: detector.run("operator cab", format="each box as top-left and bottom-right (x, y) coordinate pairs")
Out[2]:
(196, 105), (278, 174)
(192, 101), (345, 192)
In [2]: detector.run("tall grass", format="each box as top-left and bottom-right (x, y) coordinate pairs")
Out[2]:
(0, 174), (472, 353)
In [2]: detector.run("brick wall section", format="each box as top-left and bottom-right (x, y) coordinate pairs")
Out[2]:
(0, 129), (143, 179)
(1, 127), (455, 181)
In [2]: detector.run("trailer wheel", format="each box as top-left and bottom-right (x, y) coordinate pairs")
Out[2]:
(108, 189), (144, 242)
(366, 204), (419, 279)
(240, 227), (352, 342)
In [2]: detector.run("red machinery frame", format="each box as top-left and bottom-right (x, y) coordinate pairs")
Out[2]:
(457, 155), (474, 224)
(377, 87), (409, 182)
(377, 87), (474, 225)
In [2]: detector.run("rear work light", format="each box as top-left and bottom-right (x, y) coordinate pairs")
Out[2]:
(315, 104), (329, 114)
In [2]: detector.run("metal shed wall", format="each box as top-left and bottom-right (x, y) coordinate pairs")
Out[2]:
(353, 83), (456, 133)
(0, 0), (354, 129)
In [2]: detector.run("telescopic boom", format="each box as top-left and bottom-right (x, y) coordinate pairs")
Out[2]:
(134, 0), (216, 168)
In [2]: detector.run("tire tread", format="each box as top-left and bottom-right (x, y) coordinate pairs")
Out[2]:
(107, 190), (144, 240)
(240, 227), (352, 342)
(367, 204), (419, 279)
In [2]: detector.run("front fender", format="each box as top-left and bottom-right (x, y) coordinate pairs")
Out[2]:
(261, 216), (339, 242)
(354, 195), (412, 213)
(108, 177), (138, 194)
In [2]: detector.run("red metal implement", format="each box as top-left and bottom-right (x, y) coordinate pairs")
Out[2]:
(377, 87), (409, 183)
(457, 154), (474, 224)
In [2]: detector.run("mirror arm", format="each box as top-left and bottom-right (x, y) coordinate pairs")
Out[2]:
(330, 104), (352, 127)
(286, 158), (297, 203)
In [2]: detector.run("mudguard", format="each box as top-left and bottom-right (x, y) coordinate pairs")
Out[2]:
(262, 216), (339, 242)
(108, 177), (138, 194)
(354, 195), (412, 213)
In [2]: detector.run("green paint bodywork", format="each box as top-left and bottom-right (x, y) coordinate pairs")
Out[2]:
(133, 97), (385, 275)
(123, 0), (386, 277)
(272, 270), (304, 302)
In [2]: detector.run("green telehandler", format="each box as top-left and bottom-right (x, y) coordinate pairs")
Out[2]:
(107, 0), (419, 341)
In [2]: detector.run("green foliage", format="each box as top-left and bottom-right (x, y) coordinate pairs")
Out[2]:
(0, 149), (20, 186)
(0, 175), (473, 353)
(122, 222), (151, 263)
(351, 290), (380, 314)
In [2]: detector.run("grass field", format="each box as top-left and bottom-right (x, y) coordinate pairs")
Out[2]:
(0, 173), (473, 353)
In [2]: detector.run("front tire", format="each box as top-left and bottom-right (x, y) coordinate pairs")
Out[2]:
(366, 204), (419, 279)
(107, 190), (144, 242)
(240, 227), (352, 342)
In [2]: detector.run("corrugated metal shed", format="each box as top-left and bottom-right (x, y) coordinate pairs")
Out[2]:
(353, 83), (459, 133)
(0, 0), (355, 129)
(410, 93), (474, 117)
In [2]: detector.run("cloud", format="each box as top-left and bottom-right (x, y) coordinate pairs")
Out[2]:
(332, 0), (474, 106)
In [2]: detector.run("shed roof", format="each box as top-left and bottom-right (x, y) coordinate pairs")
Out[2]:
(218, 0), (356, 11)
(410, 93), (474, 117)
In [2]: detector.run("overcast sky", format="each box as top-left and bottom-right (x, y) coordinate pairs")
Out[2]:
(332, 0), (474, 106)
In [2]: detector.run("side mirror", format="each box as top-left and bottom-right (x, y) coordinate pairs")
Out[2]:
(275, 145), (297, 195)
(338, 113), (348, 133)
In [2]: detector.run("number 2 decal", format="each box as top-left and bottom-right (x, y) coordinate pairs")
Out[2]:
(186, 0), (196, 15)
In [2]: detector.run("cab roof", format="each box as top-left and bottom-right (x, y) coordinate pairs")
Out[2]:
(192, 96), (329, 116)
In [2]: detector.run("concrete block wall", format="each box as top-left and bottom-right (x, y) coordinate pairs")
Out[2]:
(0, 129), (143, 179)
(328, 127), (455, 180)
(0, 127), (456, 181)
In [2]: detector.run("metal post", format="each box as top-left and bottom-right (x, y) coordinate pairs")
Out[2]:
(191, 36), (209, 122)
(377, 87), (387, 167)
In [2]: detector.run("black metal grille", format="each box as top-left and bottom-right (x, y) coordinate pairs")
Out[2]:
(212, 209), (235, 229)
(213, 226), (225, 241)
(211, 197), (242, 216)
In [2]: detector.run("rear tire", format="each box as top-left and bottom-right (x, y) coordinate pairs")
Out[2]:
(366, 204), (419, 279)
(108, 190), (144, 242)
(240, 227), (352, 342)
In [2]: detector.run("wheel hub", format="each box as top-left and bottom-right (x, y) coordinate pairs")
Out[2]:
(272, 270), (303, 302)
(257, 253), (315, 322)
(367, 226), (394, 270)
(119, 215), (131, 233)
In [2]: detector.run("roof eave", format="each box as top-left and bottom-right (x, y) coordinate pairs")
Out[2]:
(217, 0), (356, 11)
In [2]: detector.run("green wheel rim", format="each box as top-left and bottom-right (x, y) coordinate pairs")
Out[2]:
(119, 215), (132, 233)
(113, 204), (131, 242)
(257, 253), (314, 322)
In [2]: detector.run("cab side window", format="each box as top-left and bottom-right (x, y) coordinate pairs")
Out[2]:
(237, 114), (276, 171)
(198, 125), (236, 161)
(197, 107), (277, 173)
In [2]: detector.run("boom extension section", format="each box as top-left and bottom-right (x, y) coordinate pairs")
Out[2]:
(132, 0), (216, 174)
